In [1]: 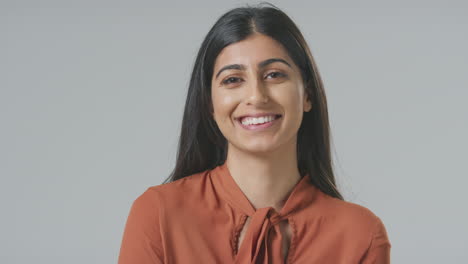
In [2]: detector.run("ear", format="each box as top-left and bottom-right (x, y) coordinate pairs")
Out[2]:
(208, 100), (214, 116)
(302, 80), (312, 112)
(303, 94), (312, 112)
(210, 107), (215, 117)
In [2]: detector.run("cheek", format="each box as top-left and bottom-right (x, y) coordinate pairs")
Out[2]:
(273, 86), (304, 112)
(212, 91), (238, 120)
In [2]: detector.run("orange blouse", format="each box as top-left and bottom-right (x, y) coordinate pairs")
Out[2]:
(118, 162), (391, 263)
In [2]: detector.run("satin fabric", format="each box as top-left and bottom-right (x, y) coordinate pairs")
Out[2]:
(118, 162), (391, 264)
(212, 162), (316, 264)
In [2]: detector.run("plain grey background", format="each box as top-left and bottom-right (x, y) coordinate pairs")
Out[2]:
(1, 0), (467, 263)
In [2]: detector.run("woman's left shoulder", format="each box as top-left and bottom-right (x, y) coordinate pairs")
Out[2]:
(318, 195), (392, 261)
(317, 193), (388, 232)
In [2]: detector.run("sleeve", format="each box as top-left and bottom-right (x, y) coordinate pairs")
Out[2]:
(360, 216), (391, 264)
(118, 188), (164, 264)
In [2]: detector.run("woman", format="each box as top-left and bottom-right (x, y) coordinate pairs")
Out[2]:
(118, 2), (391, 264)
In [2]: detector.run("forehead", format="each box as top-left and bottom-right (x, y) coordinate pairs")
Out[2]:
(213, 34), (293, 71)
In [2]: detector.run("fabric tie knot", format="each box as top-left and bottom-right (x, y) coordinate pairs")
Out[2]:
(234, 207), (288, 264)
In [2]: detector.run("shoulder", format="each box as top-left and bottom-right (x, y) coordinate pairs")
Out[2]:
(318, 192), (383, 223)
(142, 169), (213, 210)
(126, 169), (211, 224)
(148, 169), (210, 195)
(311, 191), (390, 242)
(301, 190), (392, 262)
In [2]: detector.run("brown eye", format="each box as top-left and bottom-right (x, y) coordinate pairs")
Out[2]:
(265, 71), (286, 79)
(222, 77), (242, 85)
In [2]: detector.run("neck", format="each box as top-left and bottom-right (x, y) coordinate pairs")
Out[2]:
(225, 136), (301, 213)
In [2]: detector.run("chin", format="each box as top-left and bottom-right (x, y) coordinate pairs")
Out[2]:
(241, 143), (282, 154)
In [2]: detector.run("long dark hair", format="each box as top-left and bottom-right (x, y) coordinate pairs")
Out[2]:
(162, 2), (343, 200)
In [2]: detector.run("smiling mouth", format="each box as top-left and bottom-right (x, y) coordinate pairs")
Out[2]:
(236, 114), (282, 131)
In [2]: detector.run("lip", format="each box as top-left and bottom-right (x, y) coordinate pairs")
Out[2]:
(236, 115), (282, 131)
(236, 112), (282, 121)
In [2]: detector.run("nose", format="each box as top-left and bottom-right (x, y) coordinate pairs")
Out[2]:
(245, 77), (269, 105)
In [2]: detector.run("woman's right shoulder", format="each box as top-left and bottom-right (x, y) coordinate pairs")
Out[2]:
(138, 169), (212, 205)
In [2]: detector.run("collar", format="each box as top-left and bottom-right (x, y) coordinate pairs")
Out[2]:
(210, 162), (319, 263)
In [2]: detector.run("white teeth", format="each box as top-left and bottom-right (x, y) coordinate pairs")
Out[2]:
(241, 115), (277, 126)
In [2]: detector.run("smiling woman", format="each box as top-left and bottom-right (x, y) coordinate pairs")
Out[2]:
(210, 33), (311, 156)
(118, 2), (391, 264)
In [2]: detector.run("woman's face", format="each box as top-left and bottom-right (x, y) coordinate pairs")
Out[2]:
(210, 33), (311, 154)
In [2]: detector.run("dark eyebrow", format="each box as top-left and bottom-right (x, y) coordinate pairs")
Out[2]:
(214, 58), (292, 80)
